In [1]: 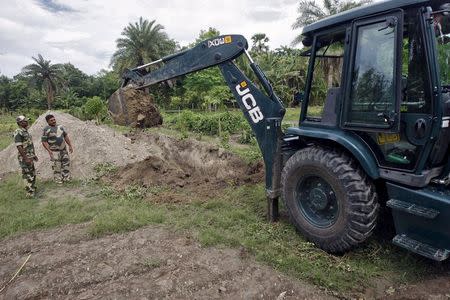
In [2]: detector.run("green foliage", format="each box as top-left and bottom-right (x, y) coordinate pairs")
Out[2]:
(91, 70), (120, 100)
(55, 88), (79, 109)
(21, 54), (65, 109)
(94, 162), (118, 178)
(191, 27), (221, 46)
(251, 33), (270, 53)
(0, 113), (16, 150)
(292, 0), (373, 45)
(82, 96), (108, 122)
(165, 110), (245, 136)
(437, 39), (450, 85)
(110, 17), (177, 74)
(170, 28), (233, 110)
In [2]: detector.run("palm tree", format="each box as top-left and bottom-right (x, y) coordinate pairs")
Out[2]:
(292, 0), (372, 45)
(251, 33), (270, 53)
(110, 17), (177, 74)
(22, 54), (64, 109)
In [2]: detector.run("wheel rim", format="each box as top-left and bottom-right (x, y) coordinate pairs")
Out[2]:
(295, 175), (339, 228)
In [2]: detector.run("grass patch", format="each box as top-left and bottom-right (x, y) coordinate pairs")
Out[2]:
(0, 176), (106, 238)
(142, 257), (163, 269)
(0, 111), (44, 151)
(0, 114), (16, 151)
(1, 174), (444, 296)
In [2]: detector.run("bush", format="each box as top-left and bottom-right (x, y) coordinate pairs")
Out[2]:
(163, 110), (258, 145)
(165, 110), (245, 136)
(69, 96), (109, 123)
(84, 96), (107, 122)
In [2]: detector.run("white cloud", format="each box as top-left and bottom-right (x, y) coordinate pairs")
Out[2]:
(0, 0), (301, 77)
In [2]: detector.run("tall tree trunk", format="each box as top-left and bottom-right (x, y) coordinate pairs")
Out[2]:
(45, 80), (54, 110)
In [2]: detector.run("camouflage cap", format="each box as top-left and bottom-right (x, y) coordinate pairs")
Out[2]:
(16, 115), (29, 122)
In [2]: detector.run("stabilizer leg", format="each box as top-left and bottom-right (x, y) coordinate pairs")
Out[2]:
(267, 196), (279, 222)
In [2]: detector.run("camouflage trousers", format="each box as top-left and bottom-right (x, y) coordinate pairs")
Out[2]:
(18, 158), (36, 196)
(52, 148), (70, 182)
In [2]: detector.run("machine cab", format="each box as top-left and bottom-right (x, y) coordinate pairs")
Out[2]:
(299, 0), (450, 187)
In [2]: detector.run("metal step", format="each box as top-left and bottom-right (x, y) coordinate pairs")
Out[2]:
(387, 199), (440, 219)
(393, 234), (450, 261)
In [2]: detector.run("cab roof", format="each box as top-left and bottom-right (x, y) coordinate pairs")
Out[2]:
(302, 0), (429, 35)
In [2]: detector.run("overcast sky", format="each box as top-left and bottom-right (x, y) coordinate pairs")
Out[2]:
(0, 0), (301, 77)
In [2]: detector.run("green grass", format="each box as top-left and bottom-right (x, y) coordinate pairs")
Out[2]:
(283, 107), (300, 125)
(0, 114), (16, 151)
(0, 173), (444, 297)
(0, 112), (45, 151)
(0, 176), (107, 238)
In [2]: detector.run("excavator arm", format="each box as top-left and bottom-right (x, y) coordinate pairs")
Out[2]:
(115, 34), (286, 220)
(121, 35), (247, 89)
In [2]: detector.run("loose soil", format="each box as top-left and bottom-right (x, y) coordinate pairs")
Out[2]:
(383, 277), (450, 299)
(0, 112), (152, 179)
(104, 131), (263, 198)
(108, 86), (163, 128)
(0, 224), (333, 300)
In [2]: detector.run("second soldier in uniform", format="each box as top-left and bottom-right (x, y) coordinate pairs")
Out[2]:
(41, 114), (74, 183)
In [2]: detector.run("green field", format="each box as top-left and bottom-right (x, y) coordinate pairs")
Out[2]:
(0, 113), (16, 151)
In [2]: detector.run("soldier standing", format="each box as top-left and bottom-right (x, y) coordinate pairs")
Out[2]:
(41, 114), (73, 183)
(14, 115), (38, 197)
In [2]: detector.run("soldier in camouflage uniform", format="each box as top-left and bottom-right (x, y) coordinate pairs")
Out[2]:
(41, 114), (74, 183)
(14, 115), (39, 197)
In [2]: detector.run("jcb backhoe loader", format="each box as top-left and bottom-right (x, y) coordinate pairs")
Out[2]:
(109, 0), (450, 261)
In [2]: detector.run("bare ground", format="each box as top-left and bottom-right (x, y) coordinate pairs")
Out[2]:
(0, 224), (334, 300)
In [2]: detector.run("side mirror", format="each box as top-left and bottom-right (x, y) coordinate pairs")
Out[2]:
(302, 36), (313, 47)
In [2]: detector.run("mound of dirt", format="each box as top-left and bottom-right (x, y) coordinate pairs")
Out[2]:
(0, 111), (152, 180)
(108, 86), (163, 128)
(0, 112), (263, 188)
(104, 132), (264, 196)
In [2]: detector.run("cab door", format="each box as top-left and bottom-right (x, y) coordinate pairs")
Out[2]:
(342, 9), (436, 171)
(341, 11), (403, 133)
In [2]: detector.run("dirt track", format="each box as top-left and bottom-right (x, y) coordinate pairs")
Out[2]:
(0, 224), (333, 300)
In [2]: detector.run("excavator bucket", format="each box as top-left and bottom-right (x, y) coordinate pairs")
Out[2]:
(107, 85), (162, 128)
(107, 87), (128, 124)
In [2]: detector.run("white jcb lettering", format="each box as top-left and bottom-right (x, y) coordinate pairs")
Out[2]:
(235, 82), (264, 124)
(235, 84), (249, 96)
(249, 107), (264, 123)
(242, 94), (256, 110)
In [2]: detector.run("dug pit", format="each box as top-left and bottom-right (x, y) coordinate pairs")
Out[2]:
(103, 132), (264, 197)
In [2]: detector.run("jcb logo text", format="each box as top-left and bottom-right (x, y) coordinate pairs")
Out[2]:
(236, 82), (264, 124)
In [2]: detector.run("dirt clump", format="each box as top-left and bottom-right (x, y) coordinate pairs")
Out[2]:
(108, 86), (163, 128)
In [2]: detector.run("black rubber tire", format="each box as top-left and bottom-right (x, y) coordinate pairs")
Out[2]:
(281, 145), (379, 253)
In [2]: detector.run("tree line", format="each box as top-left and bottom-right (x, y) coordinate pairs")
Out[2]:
(0, 0), (371, 113)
